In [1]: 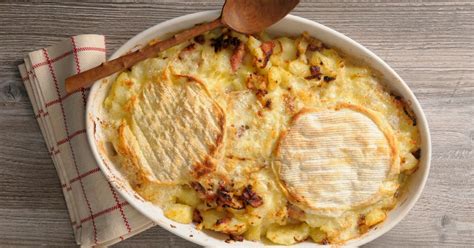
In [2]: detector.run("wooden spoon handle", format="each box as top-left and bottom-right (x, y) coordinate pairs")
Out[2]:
(65, 18), (223, 93)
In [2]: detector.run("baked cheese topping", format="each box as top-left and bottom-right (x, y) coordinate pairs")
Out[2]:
(116, 75), (224, 185)
(102, 29), (421, 245)
(274, 105), (399, 217)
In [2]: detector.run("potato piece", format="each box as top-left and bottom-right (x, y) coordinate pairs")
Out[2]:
(278, 37), (297, 62)
(267, 66), (282, 90)
(296, 37), (309, 57)
(201, 210), (248, 235)
(268, 66), (294, 89)
(309, 49), (341, 77)
(289, 60), (310, 78)
(244, 224), (262, 241)
(321, 49), (343, 69)
(344, 65), (370, 79)
(380, 180), (399, 195)
(365, 208), (387, 227)
(265, 223), (310, 245)
(176, 186), (201, 207)
(215, 217), (248, 235)
(164, 203), (193, 224)
(247, 169), (288, 228)
(247, 36), (265, 67)
(309, 227), (327, 243)
(201, 209), (225, 229)
(267, 66), (286, 90)
(401, 152), (418, 172)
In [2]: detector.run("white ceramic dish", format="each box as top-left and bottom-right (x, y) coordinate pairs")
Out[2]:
(86, 10), (431, 247)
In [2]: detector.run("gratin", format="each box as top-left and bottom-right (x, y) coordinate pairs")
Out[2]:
(101, 28), (420, 245)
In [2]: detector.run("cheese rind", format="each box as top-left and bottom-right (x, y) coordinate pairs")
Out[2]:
(274, 104), (399, 217)
(117, 75), (225, 185)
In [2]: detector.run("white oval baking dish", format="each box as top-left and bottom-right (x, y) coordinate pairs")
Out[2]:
(86, 10), (431, 247)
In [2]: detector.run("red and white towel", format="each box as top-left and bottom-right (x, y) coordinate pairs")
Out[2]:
(18, 35), (155, 247)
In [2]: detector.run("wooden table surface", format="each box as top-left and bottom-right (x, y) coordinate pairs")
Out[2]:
(0, 1), (472, 247)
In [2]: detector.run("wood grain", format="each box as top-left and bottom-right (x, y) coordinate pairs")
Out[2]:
(0, 0), (472, 247)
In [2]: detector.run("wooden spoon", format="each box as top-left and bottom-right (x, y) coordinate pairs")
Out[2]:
(65, 0), (299, 93)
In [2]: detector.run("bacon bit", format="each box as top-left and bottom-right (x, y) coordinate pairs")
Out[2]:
(310, 65), (321, 76)
(287, 204), (305, 220)
(260, 41), (275, 68)
(215, 216), (231, 226)
(323, 76), (335, 82)
(193, 209), (203, 224)
(321, 238), (329, 245)
(412, 149), (421, 159)
(210, 35), (224, 52)
(246, 73), (267, 91)
(307, 43), (321, 51)
(358, 214), (366, 226)
(211, 34), (240, 53)
(216, 186), (232, 208)
(216, 184), (245, 209)
(394, 188), (401, 198)
(230, 42), (245, 72)
(184, 43), (195, 51)
(178, 43), (196, 59)
(236, 124), (250, 138)
(392, 93), (403, 101)
(255, 89), (268, 99)
(305, 65), (322, 80)
(194, 35), (205, 44)
(225, 234), (244, 243)
(192, 181), (216, 203)
(193, 157), (215, 178)
(190, 182), (206, 194)
(254, 88), (269, 107)
(403, 106), (417, 126)
(240, 185), (263, 208)
(302, 32), (323, 51)
(264, 99), (272, 109)
(216, 185), (231, 204)
(394, 95), (417, 126)
(226, 155), (249, 161)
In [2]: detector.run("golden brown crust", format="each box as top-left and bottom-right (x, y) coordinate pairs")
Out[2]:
(192, 156), (217, 179)
(117, 122), (153, 187)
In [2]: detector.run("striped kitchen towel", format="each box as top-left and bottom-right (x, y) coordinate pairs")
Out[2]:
(18, 35), (154, 247)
